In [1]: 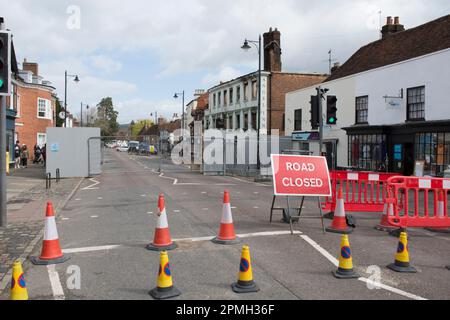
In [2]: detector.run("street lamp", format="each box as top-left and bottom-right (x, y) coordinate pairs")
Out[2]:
(174, 91), (185, 138)
(64, 70), (79, 128)
(80, 102), (89, 127)
(241, 36), (262, 174)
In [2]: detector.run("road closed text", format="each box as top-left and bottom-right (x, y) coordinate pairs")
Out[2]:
(281, 177), (324, 188)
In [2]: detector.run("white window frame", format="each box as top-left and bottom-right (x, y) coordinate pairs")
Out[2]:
(37, 98), (52, 120)
(37, 133), (47, 148)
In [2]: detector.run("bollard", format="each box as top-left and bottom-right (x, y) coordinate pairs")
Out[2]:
(46, 173), (51, 189)
(56, 168), (60, 183)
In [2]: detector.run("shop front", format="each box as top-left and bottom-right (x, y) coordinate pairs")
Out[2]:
(6, 108), (17, 167)
(344, 121), (450, 177)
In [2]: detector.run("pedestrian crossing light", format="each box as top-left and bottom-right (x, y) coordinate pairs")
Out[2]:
(0, 30), (11, 95)
(326, 95), (338, 125)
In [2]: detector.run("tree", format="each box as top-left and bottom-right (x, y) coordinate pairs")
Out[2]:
(94, 97), (119, 137)
(130, 119), (154, 138)
(55, 98), (64, 127)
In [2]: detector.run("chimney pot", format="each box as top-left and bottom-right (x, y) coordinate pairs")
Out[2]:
(394, 16), (399, 24)
(386, 16), (393, 25)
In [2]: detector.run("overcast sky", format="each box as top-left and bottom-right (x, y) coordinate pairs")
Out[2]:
(1, 0), (449, 123)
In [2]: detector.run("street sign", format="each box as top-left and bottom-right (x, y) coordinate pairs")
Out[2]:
(59, 111), (66, 120)
(270, 154), (332, 197)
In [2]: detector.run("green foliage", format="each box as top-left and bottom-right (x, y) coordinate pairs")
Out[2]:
(94, 97), (119, 137)
(130, 119), (153, 138)
(55, 98), (64, 127)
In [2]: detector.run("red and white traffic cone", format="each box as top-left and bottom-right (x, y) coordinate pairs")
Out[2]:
(326, 188), (353, 234)
(212, 190), (241, 245)
(375, 199), (396, 231)
(30, 202), (70, 265)
(146, 194), (177, 251)
(426, 191), (450, 233)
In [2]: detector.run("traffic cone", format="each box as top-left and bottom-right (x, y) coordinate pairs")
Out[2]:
(149, 251), (181, 299)
(212, 190), (241, 245)
(326, 188), (353, 234)
(387, 229), (417, 273)
(332, 234), (359, 279)
(375, 199), (396, 231)
(426, 191), (450, 233)
(30, 202), (70, 265)
(10, 260), (28, 300)
(232, 245), (259, 293)
(146, 194), (177, 251)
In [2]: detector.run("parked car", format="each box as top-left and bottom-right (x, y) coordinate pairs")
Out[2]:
(128, 141), (140, 154)
(139, 142), (150, 155)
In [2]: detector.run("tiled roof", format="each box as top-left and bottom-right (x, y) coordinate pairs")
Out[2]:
(326, 14), (450, 82)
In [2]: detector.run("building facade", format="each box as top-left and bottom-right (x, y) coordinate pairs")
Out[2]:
(12, 59), (56, 152)
(285, 15), (450, 176)
(204, 28), (327, 136)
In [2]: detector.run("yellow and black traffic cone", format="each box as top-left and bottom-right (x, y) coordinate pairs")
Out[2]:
(232, 245), (259, 293)
(332, 234), (359, 279)
(10, 260), (28, 300)
(149, 251), (181, 299)
(387, 229), (417, 273)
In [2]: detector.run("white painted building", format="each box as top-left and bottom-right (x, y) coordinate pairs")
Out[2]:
(285, 15), (450, 176)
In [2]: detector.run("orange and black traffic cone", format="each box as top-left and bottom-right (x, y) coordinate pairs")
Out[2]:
(332, 234), (359, 279)
(30, 202), (70, 265)
(212, 190), (241, 245)
(10, 260), (28, 300)
(232, 245), (259, 293)
(375, 199), (397, 231)
(149, 251), (181, 299)
(326, 188), (353, 234)
(146, 194), (177, 251)
(387, 229), (417, 273)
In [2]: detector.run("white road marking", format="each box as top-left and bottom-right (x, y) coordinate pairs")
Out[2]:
(173, 210), (180, 213)
(202, 208), (209, 211)
(47, 265), (65, 300)
(90, 215), (99, 218)
(61, 218), (70, 221)
(75, 198), (81, 201)
(201, 192), (207, 194)
(82, 178), (100, 190)
(299, 235), (427, 301)
(97, 197), (103, 200)
(63, 245), (121, 254)
(141, 194), (146, 197)
(231, 207), (237, 209)
(253, 206), (259, 209)
(147, 212), (153, 214)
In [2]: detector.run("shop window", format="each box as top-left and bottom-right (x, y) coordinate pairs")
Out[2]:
(415, 132), (450, 176)
(348, 134), (387, 171)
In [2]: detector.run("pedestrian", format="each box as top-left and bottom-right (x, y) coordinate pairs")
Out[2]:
(41, 144), (47, 165)
(20, 144), (29, 168)
(33, 144), (42, 164)
(14, 140), (21, 169)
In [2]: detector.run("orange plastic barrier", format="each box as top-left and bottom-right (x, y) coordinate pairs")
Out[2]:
(386, 176), (450, 228)
(321, 171), (400, 213)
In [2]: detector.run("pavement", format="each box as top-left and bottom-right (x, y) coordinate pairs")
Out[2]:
(1, 149), (449, 300)
(0, 164), (83, 292)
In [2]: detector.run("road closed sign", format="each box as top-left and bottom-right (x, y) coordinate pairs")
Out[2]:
(270, 154), (332, 197)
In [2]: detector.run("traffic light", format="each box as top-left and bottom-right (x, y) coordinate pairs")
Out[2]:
(326, 95), (338, 125)
(310, 95), (319, 129)
(0, 30), (11, 96)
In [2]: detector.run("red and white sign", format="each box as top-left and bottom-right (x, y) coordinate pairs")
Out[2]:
(270, 154), (332, 197)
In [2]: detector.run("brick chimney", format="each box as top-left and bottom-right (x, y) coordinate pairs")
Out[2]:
(22, 58), (39, 76)
(381, 16), (405, 39)
(263, 27), (282, 72)
(330, 62), (340, 74)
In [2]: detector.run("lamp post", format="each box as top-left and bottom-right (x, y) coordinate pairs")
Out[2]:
(174, 91), (185, 138)
(64, 71), (79, 128)
(80, 102), (89, 127)
(241, 35), (262, 174)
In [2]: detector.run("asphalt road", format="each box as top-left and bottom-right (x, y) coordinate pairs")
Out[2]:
(5, 148), (450, 300)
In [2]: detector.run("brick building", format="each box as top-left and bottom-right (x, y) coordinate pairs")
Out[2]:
(205, 28), (327, 136)
(11, 59), (56, 153)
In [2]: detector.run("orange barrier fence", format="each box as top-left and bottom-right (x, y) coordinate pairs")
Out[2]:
(386, 176), (450, 228)
(321, 171), (401, 213)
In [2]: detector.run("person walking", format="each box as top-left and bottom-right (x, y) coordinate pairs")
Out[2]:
(33, 144), (42, 164)
(14, 140), (21, 169)
(20, 144), (29, 168)
(41, 144), (47, 165)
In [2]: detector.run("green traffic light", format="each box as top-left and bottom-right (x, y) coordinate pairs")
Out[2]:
(328, 117), (336, 123)
(0, 78), (3, 88)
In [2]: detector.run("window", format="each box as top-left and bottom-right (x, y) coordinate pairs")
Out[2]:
(37, 98), (51, 119)
(348, 134), (387, 171)
(355, 96), (368, 124)
(218, 92), (221, 106)
(415, 132), (450, 176)
(224, 90), (228, 106)
(251, 80), (257, 100)
(236, 86), (241, 102)
(229, 88), (233, 105)
(407, 86), (425, 120)
(243, 82), (249, 101)
(37, 133), (47, 148)
(294, 109), (302, 131)
(213, 93), (216, 107)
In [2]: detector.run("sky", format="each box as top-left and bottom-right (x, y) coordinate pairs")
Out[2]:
(1, 0), (449, 124)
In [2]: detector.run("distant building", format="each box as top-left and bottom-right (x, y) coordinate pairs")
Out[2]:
(204, 28), (327, 136)
(11, 59), (56, 151)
